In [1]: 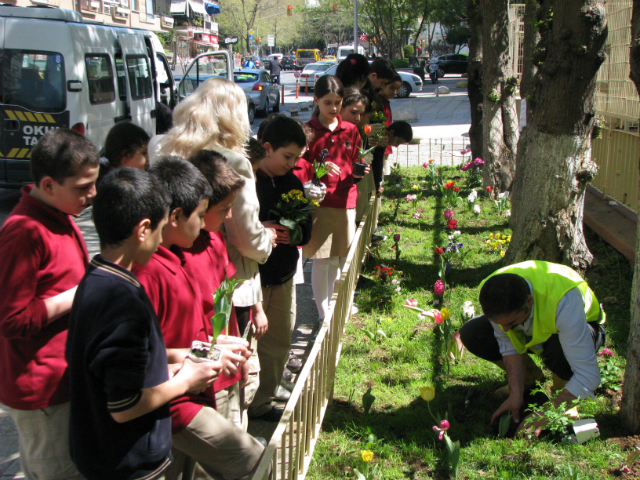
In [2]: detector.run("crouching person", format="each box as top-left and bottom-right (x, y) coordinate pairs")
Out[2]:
(67, 168), (221, 479)
(458, 260), (606, 437)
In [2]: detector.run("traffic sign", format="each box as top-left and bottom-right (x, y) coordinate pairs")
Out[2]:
(267, 35), (275, 47)
(248, 29), (255, 35)
(248, 34), (254, 41)
(294, 71), (300, 78)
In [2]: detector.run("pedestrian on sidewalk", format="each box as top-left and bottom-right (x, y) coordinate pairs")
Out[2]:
(0, 129), (99, 480)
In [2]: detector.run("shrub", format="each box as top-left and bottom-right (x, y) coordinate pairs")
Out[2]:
(392, 58), (409, 68)
(403, 45), (415, 58)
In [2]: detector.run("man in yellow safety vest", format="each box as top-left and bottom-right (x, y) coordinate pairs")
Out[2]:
(459, 261), (606, 437)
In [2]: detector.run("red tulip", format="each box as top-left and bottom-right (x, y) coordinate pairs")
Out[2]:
(486, 186), (492, 193)
(454, 186), (460, 193)
(364, 125), (372, 135)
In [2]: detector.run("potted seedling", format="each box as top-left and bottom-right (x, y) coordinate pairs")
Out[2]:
(354, 145), (375, 176)
(188, 277), (242, 362)
(304, 148), (330, 201)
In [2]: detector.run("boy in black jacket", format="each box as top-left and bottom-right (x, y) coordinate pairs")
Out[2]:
(249, 115), (312, 421)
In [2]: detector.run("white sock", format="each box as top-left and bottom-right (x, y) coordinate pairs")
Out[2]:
(312, 257), (341, 319)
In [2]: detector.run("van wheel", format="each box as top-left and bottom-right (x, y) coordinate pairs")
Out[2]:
(273, 94), (280, 112)
(248, 104), (256, 125)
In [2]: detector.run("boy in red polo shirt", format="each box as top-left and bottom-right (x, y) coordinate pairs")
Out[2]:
(0, 128), (99, 480)
(133, 156), (264, 480)
(183, 150), (247, 429)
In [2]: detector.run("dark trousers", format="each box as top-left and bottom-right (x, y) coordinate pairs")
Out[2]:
(459, 315), (606, 381)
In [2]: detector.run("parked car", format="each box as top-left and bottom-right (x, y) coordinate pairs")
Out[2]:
(268, 53), (283, 66)
(317, 65), (422, 98)
(432, 54), (468, 76)
(299, 62), (335, 89)
(396, 72), (423, 98)
(260, 57), (271, 69)
(282, 55), (297, 70)
(231, 69), (280, 117)
(323, 55), (337, 62)
(174, 74), (257, 125)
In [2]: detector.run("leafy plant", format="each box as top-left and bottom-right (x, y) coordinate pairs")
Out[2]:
(498, 412), (513, 439)
(599, 349), (621, 391)
(210, 276), (242, 352)
(494, 192), (510, 215)
(312, 148), (331, 185)
(523, 387), (578, 440)
(361, 316), (387, 342)
(269, 189), (318, 245)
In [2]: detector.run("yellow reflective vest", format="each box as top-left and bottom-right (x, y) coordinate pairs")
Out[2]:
(479, 261), (604, 354)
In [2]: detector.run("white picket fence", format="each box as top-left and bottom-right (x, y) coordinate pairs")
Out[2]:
(388, 137), (472, 167)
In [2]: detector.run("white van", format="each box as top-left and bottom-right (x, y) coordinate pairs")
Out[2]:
(0, 5), (231, 186)
(336, 44), (366, 62)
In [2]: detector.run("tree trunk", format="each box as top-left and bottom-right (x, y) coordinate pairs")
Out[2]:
(620, 0), (640, 434)
(481, 0), (519, 195)
(505, 0), (607, 270)
(520, 1), (541, 123)
(466, 0), (483, 161)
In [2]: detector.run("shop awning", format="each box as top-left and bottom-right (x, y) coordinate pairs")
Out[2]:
(170, 0), (186, 14)
(205, 2), (220, 15)
(188, 0), (205, 15)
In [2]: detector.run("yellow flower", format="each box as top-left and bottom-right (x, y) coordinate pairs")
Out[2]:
(495, 233), (501, 239)
(440, 307), (450, 322)
(361, 450), (374, 463)
(508, 235), (512, 241)
(489, 233), (494, 238)
(420, 385), (435, 402)
(500, 250), (506, 256)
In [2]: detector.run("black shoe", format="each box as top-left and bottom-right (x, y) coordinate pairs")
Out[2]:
(251, 406), (284, 422)
(275, 386), (291, 401)
(282, 368), (294, 382)
(286, 356), (303, 373)
(254, 436), (268, 448)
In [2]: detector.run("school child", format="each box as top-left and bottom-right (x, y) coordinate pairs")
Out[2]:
(379, 73), (403, 176)
(249, 115), (312, 421)
(133, 156), (264, 480)
(339, 87), (376, 224)
(183, 149), (247, 429)
(335, 53), (370, 89)
(66, 168), (221, 480)
(299, 75), (363, 321)
(386, 121), (414, 147)
(0, 128), (99, 480)
(246, 136), (267, 179)
(98, 122), (150, 181)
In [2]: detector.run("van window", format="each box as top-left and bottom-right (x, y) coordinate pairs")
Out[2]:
(85, 55), (115, 105)
(298, 51), (316, 59)
(115, 54), (127, 101)
(125, 55), (152, 100)
(1, 50), (66, 113)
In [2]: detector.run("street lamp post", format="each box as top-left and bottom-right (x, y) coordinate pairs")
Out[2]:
(353, 0), (358, 53)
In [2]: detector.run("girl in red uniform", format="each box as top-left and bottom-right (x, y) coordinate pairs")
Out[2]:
(300, 76), (364, 320)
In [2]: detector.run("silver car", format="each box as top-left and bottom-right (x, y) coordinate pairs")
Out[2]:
(299, 62), (336, 90)
(232, 69), (280, 117)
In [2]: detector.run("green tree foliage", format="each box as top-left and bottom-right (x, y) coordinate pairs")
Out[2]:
(361, 0), (426, 58)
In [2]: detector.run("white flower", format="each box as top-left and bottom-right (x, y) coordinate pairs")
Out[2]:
(396, 183), (402, 187)
(391, 279), (400, 285)
(395, 286), (402, 293)
(467, 190), (478, 203)
(473, 204), (481, 215)
(448, 234), (454, 240)
(505, 209), (511, 217)
(453, 230), (461, 236)
(498, 191), (510, 200)
(462, 300), (475, 319)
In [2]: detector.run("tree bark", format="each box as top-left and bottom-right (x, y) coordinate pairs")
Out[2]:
(481, 0), (519, 195)
(505, 0), (607, 270)
(620, 0), (640, 434)
(520, 0), (541, 123)
(466, 0), (483, 161)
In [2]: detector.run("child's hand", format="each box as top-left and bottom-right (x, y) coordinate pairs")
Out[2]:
(303, 181), (326, 202)
(376, 135), (389, 147)
(364, 165), (371, 175)
(325, 161), (341, 176)
(274, 225), (291, 245)
(179, 357), (220, 394)
(368, 136), (379, 147)
(262, 221), (279, 247)
(218, 348), (246, 376)
(253, 309), (268, 340)
(215, 336), (250, 355)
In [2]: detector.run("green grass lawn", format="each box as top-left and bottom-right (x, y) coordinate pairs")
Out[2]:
(307, 166), (634, 480)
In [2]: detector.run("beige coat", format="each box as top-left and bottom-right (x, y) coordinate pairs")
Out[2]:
(216, 146), (272, 307)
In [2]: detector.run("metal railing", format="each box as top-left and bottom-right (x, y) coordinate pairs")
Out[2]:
(388, 137), (471, 168)
(250, 194), (381, 480)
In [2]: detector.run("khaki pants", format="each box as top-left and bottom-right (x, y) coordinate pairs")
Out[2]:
(249, 278), (295, 417)
(242, 335), (261, 412)
(167, 405), (264, 480)
(215, 382), (243, 430)
(6, 402), (84, 480)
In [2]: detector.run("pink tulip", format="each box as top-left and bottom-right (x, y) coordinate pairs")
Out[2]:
(413, 213), (421, 219)
(434, 280), (445, 296)
(432, 309), (443, 324)
(423, 162), (428, 168)
(598, 348), (614, 357)
(473, 157), (484, 167)
(433, 419), (450, 440)
(461, 163), (469, 171)
(444, 209), (455, 221)
(405, 298), (418, 308)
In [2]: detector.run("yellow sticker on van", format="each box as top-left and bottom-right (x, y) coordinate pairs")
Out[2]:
(4, 110), (56, 124)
